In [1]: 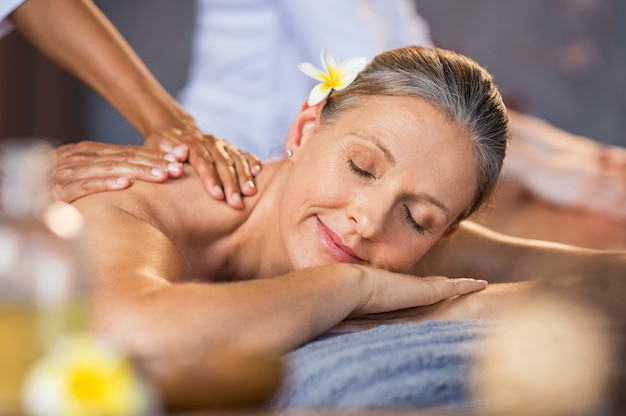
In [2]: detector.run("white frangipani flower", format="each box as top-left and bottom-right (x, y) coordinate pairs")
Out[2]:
(298, 48), (367, 106)
(22, 334), (157, 416)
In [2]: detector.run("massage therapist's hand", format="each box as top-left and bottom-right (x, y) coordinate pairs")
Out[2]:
(349, 267), (488, 319)
(50, 141), (186, 203)
(50, 133), (262, 205)
(145, 127), (262, 209)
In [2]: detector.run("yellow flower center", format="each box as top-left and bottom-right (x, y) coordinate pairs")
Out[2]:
(322, 67), (342, 88)
(67, 366), (107, 401)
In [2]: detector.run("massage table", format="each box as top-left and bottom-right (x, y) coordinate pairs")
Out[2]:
(165, 182), (626, 415)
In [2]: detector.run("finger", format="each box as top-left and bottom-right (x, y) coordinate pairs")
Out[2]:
(146, 133), (190, 163)
(57, 141), (143, 158)
(187, 138), (244, 207)
(215, 162), (245, 208)
(244, 151), (263, 177)
(184, 142), (227, 202)
(51, 176), (131, 203)
(169, 144), (189, 162)
(225, 146), (257, 197)
(208, 149), (244, 208)
(423, 276), (488, 305)
(144, 129), (182, 152)
(65, 160), (181, 181)
(50, 158), (183, 203)
(56, 142), (177, 168)
(55, 140), (118, 157)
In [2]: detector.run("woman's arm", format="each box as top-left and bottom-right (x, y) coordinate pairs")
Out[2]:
(9, 0), (260, 206)
(416, 220), (626, 283)
(75, 199), (486, 358)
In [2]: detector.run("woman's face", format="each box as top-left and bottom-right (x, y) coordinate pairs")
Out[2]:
(279, 95), (478, 273)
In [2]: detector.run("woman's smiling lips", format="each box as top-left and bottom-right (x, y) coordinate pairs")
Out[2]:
(316, 216), (366, 264)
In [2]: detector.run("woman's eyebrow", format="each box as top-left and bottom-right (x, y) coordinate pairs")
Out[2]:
(352, 133), (396, 164)
(415, 194), (452, 223)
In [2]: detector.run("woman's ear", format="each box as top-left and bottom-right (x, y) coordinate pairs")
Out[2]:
(442, 223), (459, 239)
(284, 100), (325, 156)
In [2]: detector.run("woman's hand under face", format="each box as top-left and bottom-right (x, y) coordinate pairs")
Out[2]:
(50, 131), (262, 206)
(349, 266), (488, 319)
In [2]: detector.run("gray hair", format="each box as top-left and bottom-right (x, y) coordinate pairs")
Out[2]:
(321, 46), (509, 223)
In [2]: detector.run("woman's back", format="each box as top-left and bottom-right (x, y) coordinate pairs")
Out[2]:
(72, 164), (255, 283)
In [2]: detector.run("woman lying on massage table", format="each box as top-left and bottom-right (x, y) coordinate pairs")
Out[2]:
(67, 46), (626, 362)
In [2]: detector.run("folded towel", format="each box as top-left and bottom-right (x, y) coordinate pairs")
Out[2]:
(273, 320), (491, 409)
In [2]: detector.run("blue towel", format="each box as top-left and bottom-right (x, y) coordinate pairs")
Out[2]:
(272, 320), (491, 409)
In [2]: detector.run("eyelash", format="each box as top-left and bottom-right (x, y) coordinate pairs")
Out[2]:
(348, 159), (375, 179)
(348, 159), (425, 235)
(404, 205), (426, 234)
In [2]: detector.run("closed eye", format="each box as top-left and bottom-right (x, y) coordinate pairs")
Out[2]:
(348, 159), (375, 179)
(403, 204), (426, 235)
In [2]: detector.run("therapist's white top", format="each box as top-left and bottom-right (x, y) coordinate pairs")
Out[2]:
(178, 0), (433, 159)
(0, 0), (24, 38)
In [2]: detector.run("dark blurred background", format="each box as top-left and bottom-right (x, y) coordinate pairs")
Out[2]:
(1, 0), (625, 148)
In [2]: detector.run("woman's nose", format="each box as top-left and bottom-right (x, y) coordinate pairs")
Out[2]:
(347, 198), (392, 241)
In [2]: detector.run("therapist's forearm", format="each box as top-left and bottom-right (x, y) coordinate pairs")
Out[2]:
(10, 0), (191, 137)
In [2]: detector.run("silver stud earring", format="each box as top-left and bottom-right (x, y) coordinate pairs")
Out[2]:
(286, 149), (294, 158)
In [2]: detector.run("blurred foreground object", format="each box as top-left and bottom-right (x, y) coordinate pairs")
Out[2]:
(0, 140), (88, 414)
(22, 334), (156, 416)
(0, 140), (281, 415)
(143, 350), (282, 412)
(474, 293), (615, 416)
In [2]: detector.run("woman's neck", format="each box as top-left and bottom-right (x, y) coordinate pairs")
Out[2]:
(226, 160), (294, 280)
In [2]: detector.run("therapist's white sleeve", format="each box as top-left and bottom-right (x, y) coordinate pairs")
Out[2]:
(0, 0), (26, 39)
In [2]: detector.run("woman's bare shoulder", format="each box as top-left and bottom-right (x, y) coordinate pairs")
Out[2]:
(71, 165), (250, 281)
(73, 165), (248, 238)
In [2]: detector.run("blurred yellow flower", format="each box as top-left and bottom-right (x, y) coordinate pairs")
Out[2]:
(22, 334), (157, 416)
(298, 48), (367, 105)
